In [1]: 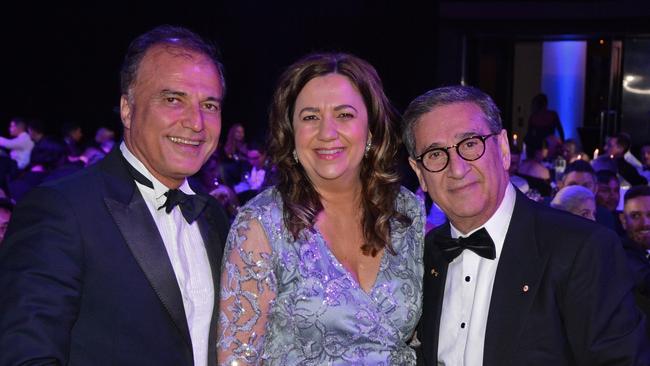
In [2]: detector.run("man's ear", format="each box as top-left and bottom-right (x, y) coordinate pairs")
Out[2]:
(409, 157), (428, 193)
(499, 129), (511, 171)
(120, 95), (133, 130)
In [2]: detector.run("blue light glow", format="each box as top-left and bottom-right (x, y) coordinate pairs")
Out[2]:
(541, 41), (587, 141)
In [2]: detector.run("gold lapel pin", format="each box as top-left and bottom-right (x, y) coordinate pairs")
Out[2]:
(431, 268), (439, 277)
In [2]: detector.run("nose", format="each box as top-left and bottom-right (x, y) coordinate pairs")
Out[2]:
(446, 148), (471, 178)
(182, 105), (205, 132)
(317, 114), (338, 141)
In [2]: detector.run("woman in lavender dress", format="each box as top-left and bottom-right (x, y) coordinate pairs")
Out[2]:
(217, 53), (424, 365)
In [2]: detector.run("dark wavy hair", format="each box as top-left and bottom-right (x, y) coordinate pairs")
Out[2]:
(267, 52), (410, 256)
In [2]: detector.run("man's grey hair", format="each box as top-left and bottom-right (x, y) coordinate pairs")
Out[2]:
(401, 85), (502, 158)
(551, 185), (595, 215)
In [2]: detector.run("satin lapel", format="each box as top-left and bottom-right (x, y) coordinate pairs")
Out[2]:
(483, 191), (548, 366)
(421, 224), (450, 364)
(196, 199), (224, 284)
(100, 149), (192, 349)
(196, 198), (226, 366)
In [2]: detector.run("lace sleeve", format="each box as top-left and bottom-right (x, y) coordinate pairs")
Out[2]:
(217, 209), (277, 366)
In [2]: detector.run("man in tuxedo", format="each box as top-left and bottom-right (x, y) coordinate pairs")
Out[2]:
(0, 25), (229, 366)
(403, 85), (650, 365)
(619, 185), (650, 335)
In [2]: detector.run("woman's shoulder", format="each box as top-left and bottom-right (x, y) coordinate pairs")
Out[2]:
(235, 187), (284, 224)
(395, 186), (425, 220)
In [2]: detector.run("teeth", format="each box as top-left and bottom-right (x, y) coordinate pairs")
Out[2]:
(318, 148), (343, 155)
(169, 136), (200, 146)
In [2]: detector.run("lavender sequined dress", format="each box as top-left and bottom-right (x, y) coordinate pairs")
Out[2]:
(218, 187), (424, 365)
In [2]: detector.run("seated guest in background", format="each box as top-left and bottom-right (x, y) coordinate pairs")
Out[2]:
(0, 117), (35, 170)
(550, 185), (596, 221)
(222, 123), (248, 161)
(244, 141), (275, 191)
(561, 138), (589, 163)
(233, 140), (277, 204)
(0, 25), (230, 365)
(218, 52), (424, 365)
(605, 133), (647, 186)
(94, 126), (116, 154)
(639, 142), (650, 182)
(61, 121), (84, 158)
(26, 119), (47, 147)
(619, 185), (650, 335)
(402, 85), (650, 365)
(509, 143), (540, 201)
(0, 197), (13, 245)
(597, 169), (625, 236)
(558, 159), (616, 229)
(8, 138), (67, 202)
(218, 123), (249, 187)
(517, 140), (552, 197)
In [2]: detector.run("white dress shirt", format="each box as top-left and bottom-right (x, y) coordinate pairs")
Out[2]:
(121, 143), (214, 366)
(0, 131), (34, 169)
(438, 184), (516, 366)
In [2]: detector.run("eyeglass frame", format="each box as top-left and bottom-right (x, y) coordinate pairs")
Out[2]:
(414, 132), (501, 173)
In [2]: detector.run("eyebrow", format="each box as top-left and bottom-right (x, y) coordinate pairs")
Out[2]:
(420, 131), (487, 151)
(298, 104), (359, 115)
(160, 89), (222, 103)
(298, 107), (320, 115)
(333, 104), (358, 112)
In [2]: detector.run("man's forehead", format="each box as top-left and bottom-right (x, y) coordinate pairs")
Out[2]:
(416, 103), (488, 139)
(566, 171), (594, 181)
(625, 196), (650, 211)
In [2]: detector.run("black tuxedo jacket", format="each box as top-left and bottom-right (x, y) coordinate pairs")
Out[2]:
(418, 190), (650, 366)
(0, 148), (229, 366)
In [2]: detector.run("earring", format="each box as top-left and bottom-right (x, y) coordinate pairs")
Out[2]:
(364, 134), (372, 157)
(292, 149), (299, 164)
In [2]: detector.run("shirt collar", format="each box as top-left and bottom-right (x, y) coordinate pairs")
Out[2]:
(120, 142), (194, 200)
(450, 183), (517, 259)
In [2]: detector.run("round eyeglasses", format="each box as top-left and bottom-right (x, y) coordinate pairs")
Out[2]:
(414, 132), (500, 173)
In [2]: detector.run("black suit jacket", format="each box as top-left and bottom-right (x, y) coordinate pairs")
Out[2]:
(418, 190), (650, 366)
(0, 148), (229, 366)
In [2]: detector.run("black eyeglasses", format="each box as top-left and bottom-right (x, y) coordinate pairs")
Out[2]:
(414, 133), (500, 173)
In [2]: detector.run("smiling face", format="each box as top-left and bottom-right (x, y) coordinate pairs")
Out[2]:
(292, 73), (368, 189)
(120, 45), (223, 188)
(408, 102), (510, 233)
(621, 196), (650, 249)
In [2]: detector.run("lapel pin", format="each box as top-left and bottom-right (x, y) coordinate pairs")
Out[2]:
(431, 268), (439, 277)
(522, 284), (530, 293)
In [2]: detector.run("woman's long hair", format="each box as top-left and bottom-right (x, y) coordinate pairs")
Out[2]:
(267, 52), (410, 256)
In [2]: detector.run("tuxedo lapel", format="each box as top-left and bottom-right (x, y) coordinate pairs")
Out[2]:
(195, 198), (225, 365)
(483, 192), (548, 366)
(195, 198), (224, 284)
(100, 149), (192, 349)
(421, 224), (450, 364)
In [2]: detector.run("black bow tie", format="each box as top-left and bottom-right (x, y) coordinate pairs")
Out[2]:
(123, 157), (206, 224)
(435, 227), (496, 262)
(158, 189), (207, 224)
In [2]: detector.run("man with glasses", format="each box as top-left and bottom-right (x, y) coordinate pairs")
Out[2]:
(403, 85), (649, 365)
